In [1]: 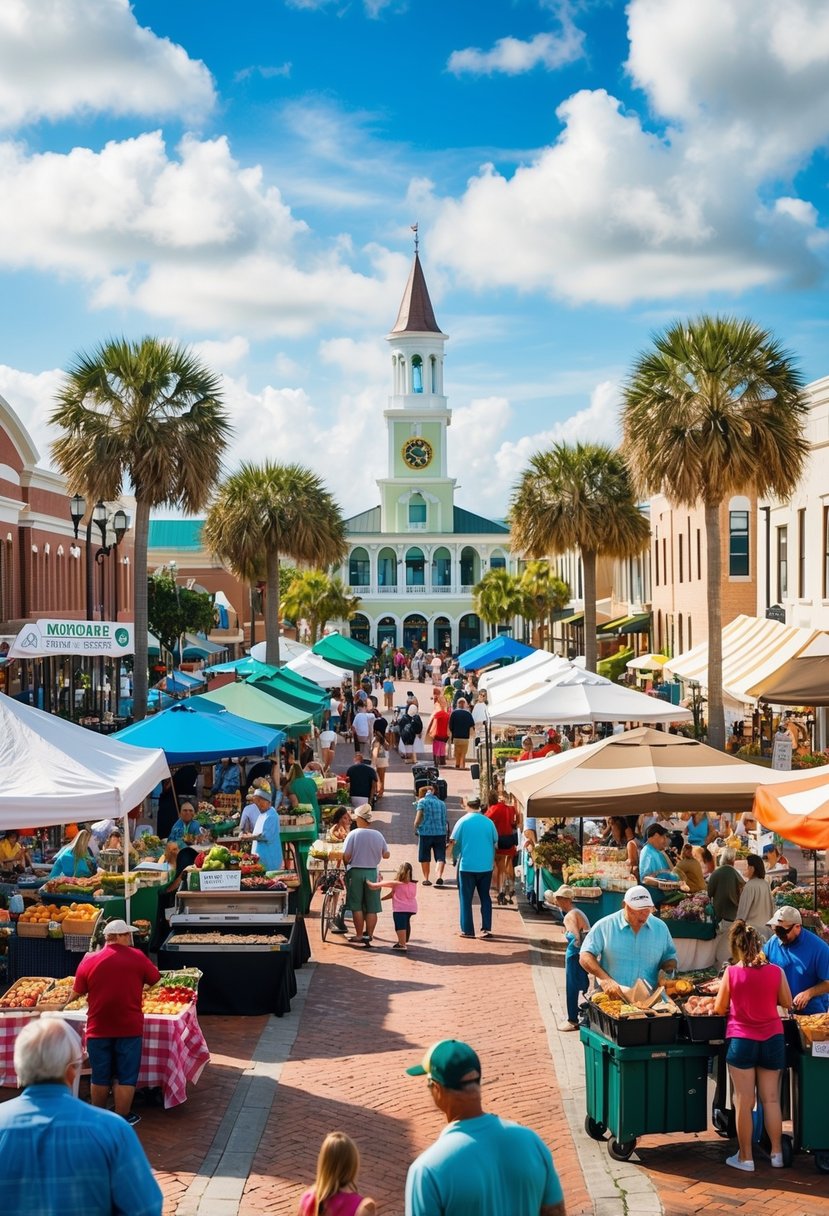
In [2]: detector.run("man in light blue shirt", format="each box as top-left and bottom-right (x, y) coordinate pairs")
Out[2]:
(638, 823), (679, 906)
(0, 1018), (162, 1216)
(580, 885), (677, 996)
(211, 757), (240, 796)
(450, 797), (498, 938)
(405, 1039), (565, 1216)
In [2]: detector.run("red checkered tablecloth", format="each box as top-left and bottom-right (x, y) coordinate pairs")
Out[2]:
(0, 1005), (210, 1108)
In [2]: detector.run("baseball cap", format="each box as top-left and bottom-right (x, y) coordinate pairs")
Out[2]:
(350, 806), (373, 822)
(406, 1040), (482, 1089)
(554, 885), (574, 900)
(623, 885), (655, 909)
(104, 919), (138, 936)
(768, 906), (802, 928)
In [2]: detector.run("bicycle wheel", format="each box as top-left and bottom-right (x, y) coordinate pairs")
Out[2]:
(321, 886), (340, 942)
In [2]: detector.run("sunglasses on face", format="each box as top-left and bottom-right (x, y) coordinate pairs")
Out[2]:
(775, 925), (795, 938)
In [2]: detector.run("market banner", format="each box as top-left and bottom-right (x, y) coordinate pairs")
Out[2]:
(8, 619), (134, 659)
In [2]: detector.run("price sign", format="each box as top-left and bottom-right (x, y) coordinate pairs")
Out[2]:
(199, 870), (241, 891)
(811, 1039), (829, 1058)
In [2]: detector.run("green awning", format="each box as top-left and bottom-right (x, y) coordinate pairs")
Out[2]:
(602, 612), (652, 635)
(559, 612), (584, 627)
(597, 614), (632, 635)
(196, 682), (314, 738)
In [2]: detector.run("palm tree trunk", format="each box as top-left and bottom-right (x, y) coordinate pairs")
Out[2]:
(705, 501), (725, 749)
(582, 549), (598, 672)
(265, 550), (281, 667)
(132, 498), (150, 721)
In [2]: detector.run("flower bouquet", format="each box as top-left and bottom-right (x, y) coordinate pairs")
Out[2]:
(659, 892), (711, 923)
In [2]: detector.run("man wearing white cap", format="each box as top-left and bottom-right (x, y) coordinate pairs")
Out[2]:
(579, 886), (677, 999)
(72, 919), (160, 1126)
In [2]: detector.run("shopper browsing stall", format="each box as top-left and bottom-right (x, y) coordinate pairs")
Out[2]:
(246, 787), (282, 872)
(579, 886), (677, 998)
(637, 824), (679, 904)
(708, 847), (746, 964)
(49, 828), (96, 879)
(735, 854), (775, 941)
(765, 907), (829, 1013)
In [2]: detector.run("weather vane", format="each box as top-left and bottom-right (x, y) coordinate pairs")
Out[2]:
(410, 222), (419, 253)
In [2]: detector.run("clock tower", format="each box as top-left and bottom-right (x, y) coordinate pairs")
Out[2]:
(377, 252), (456, 534)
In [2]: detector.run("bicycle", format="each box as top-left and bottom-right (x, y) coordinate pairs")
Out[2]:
(318, 867), (347, 943)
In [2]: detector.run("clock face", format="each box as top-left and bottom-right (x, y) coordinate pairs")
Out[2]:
(402, 437), (433, 470)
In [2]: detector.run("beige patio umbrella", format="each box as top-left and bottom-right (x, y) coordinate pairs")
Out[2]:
(504, 726), (824, 817)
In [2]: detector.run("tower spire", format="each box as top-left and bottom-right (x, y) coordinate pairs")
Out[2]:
(411, 221), (419, 254)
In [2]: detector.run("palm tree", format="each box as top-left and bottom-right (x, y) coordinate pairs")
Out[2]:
(519, 560), (570, 648)
(473, 568), (527, 638)
(202, 462), (347, 666)
(510, 443), (650, 673)
(50, 337), (230, 721)
(622, 315), (809, 749)
(282, 570), (361, 644)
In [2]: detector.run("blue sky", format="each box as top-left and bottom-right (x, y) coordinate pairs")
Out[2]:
(1, 0), (828, 518)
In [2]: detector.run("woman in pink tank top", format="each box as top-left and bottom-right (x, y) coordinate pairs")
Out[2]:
(297, 1131), (376, 1216)
(714, 920), (793, 1174)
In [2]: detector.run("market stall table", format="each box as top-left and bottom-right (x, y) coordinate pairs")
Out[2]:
(0, 1004), (209, 1108)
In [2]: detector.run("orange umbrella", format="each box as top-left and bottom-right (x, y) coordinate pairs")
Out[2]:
(754, 770), (829, 848)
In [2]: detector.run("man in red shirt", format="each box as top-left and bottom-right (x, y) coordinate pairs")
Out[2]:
(73, 919), (159, 1126)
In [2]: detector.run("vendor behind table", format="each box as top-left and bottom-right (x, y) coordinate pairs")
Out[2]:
(579, 885), (677, 1000)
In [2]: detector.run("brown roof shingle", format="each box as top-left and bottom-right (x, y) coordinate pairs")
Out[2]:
(390, 254), (444, 335)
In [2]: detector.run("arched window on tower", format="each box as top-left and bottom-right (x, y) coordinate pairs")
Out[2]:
(411, 355), (423, 394)
(408, 493), (427, 527)
(430, 355), (438, 393)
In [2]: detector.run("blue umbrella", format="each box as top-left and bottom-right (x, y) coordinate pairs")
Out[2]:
(458, 636), (536, 671)
(112, 702), (284, 764)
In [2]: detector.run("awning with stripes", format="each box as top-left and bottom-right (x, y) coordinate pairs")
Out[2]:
(664, 614), (821, 704)
(598, 612), (651, 636)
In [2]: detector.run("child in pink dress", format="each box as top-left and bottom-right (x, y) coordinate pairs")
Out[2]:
(368, 862), (419, 951)
(297, 1131), (375, 1216)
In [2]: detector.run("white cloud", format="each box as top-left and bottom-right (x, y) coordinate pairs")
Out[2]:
(430, 0), (829, 307)
(0, 364), (66, 466)
(0, 130), (406, 335)
(284, 0), (398, 16)
(448, 27), (584, 77)
(190, 337), (251, 373)
(0, 0), (214, 128)
(234, 63), (292, 82)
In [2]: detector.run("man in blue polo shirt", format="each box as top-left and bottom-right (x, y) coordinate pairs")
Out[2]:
(405, 1039), (565, 1216)
(765, 906), (829, 1014)
(638, 823), (680, 906)
(580, 885), (677, 997)
(450, 797), (498, 939)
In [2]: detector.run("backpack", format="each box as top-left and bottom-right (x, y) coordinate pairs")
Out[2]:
(411, 713), (423, 736)
(400, 719), (416, 745)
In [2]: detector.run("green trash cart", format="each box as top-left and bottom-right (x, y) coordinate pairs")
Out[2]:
(581, 1024), (716, 1161)
(790, 1034), (829, 1173)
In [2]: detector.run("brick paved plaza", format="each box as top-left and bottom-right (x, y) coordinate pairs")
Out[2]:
(7, 681), (829, 1216)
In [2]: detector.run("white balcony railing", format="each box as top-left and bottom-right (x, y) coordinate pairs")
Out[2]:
(350, 585), (371, 596)
(349, 584), (461, 596)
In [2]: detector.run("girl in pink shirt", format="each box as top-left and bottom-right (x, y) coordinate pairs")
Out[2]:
(714, 920), (792, 1173)
(298, 1131), (375, 1216)
(368, 862), (418, 952)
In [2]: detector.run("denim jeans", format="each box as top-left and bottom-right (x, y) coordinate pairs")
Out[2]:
(565, 952), (589, 1023)
(458, 869), (493, 935)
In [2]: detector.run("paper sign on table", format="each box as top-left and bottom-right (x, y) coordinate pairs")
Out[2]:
(199, 870), (242, 891)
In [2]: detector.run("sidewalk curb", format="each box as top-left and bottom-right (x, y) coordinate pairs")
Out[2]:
(525, 912), (664, 1216)
(177, 964), (314, 1216)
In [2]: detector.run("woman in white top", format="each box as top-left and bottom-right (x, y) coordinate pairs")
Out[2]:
(735, 853), (775, 941)
(319, 727), (337, 773)
(371, 725), (389, 798)
(471, 690), (488, 726)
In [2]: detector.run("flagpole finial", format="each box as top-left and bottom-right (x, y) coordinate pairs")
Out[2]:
(410, 222), (419, 253)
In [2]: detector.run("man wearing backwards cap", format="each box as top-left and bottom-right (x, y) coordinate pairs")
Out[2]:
(579, 885), (677, 999)
(765, 906), (829, 1015)
(73, 920), (160, 1126)
(404, 1040), (565, 1216)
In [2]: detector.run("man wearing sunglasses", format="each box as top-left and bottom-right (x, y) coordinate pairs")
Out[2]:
(765, 906), (829, 1013)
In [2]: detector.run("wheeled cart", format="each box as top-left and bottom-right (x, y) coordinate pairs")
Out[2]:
(581, 1024), (716, 1160)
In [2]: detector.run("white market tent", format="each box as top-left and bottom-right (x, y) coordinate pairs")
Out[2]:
(487, 666), (692, 728)
(664, 614), (820, 705)
(0, 696), (169, 826)
(625, 653), (669, 672)
(250, 637), (310, 663)
(479, 649), (568, 694)
(285, 651), (346, 688)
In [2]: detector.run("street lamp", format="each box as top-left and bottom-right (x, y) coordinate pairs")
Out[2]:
(93, 504), (131, 721)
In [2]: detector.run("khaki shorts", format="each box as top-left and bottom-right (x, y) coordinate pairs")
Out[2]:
(453, 739), (470, 765)
(346, 867), (382, 914)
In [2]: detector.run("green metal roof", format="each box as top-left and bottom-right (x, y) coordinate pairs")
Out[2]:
(148, 519), (204, 550)
(452, 506), (509, 535)
(344, 506), (382, 533)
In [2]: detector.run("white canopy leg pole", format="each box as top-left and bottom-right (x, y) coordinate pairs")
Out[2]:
(123, 812), (131, 925)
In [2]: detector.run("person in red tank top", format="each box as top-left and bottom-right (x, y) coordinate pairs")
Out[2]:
(486, 792), (521, 905)
(714, 920), (792, 1173)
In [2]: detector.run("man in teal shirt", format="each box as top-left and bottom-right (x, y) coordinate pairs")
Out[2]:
(450, 797), (498, 939)
(580, 885), (677, 996)
(405, 1039), (565, 1216)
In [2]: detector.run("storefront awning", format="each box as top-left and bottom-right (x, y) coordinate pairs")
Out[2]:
(615, 613), (652, 635)
(665, 614), (820, 705)
(560, 612), (584, 627)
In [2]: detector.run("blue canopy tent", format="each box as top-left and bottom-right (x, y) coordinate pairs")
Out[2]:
(155, 669), (206, 696)
(458, 636), (535, 672)
(112, 702), (284, 764)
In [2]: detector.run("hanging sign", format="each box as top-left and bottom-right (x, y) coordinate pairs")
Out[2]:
(771, 734), (793, 771)
(8, 620), (134, 659)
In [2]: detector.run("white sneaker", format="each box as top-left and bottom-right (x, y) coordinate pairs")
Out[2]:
(725, 1154), (754, 1172)
(557, 1019), (578, 1032)
(770, 1152), (784, 1168)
